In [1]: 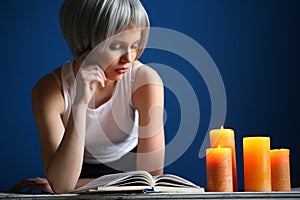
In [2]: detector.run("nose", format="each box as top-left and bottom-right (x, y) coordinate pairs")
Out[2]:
(121, 50), (134, 63)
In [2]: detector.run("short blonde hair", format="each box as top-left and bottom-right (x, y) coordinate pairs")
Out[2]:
(59, 0), (150, 59)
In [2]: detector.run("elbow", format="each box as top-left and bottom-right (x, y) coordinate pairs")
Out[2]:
(46, 175), (76, 194)
(51, 184), (75, 194)
(45, 168), (78, 194)
(45, 166), (80, 194)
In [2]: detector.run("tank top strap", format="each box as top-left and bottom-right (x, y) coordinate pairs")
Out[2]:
(49, 71), (62, 89)
(60, 60), (75, 126)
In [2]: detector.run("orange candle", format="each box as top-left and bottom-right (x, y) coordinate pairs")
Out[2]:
(243, 137), (271, 192)
(210, 127), (238, 191)
(270, 149), (291, 191)
(206, 147), (233, 192)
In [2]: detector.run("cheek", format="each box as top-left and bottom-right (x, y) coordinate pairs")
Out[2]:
(99, 53), (121, 69)
(131, 51), (138, 59)
(99, 49), (138, 69)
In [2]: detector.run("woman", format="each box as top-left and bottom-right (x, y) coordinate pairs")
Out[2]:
(11, 0), (165, 194)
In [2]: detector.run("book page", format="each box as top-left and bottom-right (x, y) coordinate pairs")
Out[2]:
(74, 171), (204, 193)
(74, 170), (154, 193)
(154, 174), (201, 188)
(153, 174), (204, 193)
(153, 186), (205, 193)
(87, 186), (152, 193)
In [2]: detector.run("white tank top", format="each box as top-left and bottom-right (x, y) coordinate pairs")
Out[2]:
(60, 61), (140, 164)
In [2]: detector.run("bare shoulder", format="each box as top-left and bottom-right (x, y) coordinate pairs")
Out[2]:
(132, 60), (163, 91)
(32, 72), (59, 98)
(132, 61), (164, 109)
(32, 69), (64, 114)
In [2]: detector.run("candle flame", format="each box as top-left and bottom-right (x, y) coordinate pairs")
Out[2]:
(218, 145), (221, 148)
(221, 125), (224, 129)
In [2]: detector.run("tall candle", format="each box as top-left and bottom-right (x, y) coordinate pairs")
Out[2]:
(206, 147), (233, 192)
(243, 137), (271, 192)
(270, 149), (291, 191)
(210, 127), (238, 191)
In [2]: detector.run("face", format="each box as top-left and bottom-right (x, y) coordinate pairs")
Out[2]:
(89, 28), (142, 81)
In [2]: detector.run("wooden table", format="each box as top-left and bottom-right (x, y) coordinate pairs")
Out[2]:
(1, 192), (300, 200)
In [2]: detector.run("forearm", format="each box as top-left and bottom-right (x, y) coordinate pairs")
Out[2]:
(46, 105), (87, 193)
(136, 150), (165, 176)
(136, 130), (165, 176)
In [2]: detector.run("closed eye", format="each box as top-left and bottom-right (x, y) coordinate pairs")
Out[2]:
(131, 44), (139, 50)
(109, 44), (124, 50)
(109, 44), (139, 51)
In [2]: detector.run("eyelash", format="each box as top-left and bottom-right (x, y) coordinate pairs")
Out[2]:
(109, 44), (139, 50)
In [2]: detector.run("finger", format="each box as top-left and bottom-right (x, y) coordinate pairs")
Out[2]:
(83, 72), (105, 88)
(86, 74), (105, 88)
(83, 64), (107, 81)
(86, 67), (107, 82)
(44, 184), (54, 194)
(31, 179), (54, 194)
(27, 182), (53, 194)
(10, 179), (34, 192)
(98, 66), (107, 81)
(97, 76), (105, 88)
(35, 177), (50, 185)
(10, 178), (49, 193)
(80, 69), (105, 83)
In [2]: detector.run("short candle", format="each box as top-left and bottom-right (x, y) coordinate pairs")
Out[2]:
(243, 137), (271, 192)
(206, 147), (233, 192)
(271, 149), (291, 191)
(210, 127), (238, 191)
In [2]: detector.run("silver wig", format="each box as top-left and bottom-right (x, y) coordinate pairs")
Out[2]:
(59, 0), (150, 59)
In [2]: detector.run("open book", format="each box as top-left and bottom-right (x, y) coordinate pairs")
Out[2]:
(74, 170), (204, 193)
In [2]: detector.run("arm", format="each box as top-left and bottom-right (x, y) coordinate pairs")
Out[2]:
(132, 65), (165, 176)
(32, 63), (105, 193)
(32, 74), (85, 193)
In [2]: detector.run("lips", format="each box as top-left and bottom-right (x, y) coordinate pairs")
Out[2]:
(115, 67), (128, 74)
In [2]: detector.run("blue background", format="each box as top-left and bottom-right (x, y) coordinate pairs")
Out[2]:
(0, 0), (299, 191)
